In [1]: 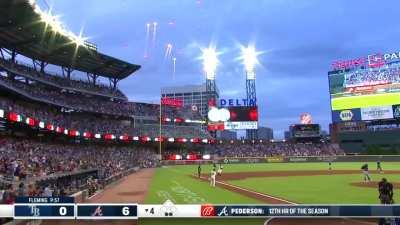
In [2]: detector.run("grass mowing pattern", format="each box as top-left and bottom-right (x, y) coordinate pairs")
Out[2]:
(142, 162), (400, 225)
(145, 162), (400, 204)
(331, 92), (400, 110)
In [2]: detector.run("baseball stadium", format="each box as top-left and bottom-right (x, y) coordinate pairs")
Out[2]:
(1, 0), (400, 225)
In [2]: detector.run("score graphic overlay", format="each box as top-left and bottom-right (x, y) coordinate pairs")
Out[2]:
(14, 197), (75, 219)
(77, 203), (137, 219)
(6, 199), (400, 219)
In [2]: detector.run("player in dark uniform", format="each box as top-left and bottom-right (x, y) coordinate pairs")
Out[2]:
(361, 163), (371, 182)
(378, 178), (393, 204)
(377, 161), (383, 173)
(378, 178), (395, 225)
(328, 161), (332, 171)
(197, 164), (202, 178)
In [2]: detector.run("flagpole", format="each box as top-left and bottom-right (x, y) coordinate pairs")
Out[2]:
(159, 97), (162, 159)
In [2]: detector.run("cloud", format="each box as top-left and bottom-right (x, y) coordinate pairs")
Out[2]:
(45, 0), (400, 138)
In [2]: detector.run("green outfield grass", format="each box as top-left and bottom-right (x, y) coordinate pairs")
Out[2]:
(145, 162), (400, 204)
(142, 162), (398, 225)
(331, 92), (400, 110)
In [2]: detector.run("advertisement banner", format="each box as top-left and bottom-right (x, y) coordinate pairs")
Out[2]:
(393, 105), (400, 119)
(266, 157), (284, 163)
(361, 106), (393, 121)
(332, 109), (361, 122)
(224, 121), (258, 130)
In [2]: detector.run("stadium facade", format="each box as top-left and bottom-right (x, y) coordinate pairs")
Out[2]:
(257, 126), (274, 140)
(161, 83), (219, 118)
(329, 51), (400, 153)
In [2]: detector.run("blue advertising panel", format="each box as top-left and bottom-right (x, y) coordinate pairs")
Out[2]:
(332, 108), (361, 122)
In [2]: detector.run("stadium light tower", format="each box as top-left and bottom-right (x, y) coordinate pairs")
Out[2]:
(201, 46), (219, 137)
(201, 46), (219, 103)
(202, 47), (219, 91)
(240, 45), (261, 140)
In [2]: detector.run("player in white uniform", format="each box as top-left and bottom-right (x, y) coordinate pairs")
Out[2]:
(210, 169), (217, 187)
(217, 164), (223, 176)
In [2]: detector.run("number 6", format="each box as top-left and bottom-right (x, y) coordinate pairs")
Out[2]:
(122, 207), (130, 216)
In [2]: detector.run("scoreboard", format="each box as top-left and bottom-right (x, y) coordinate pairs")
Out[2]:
(2, 197), (400, 219)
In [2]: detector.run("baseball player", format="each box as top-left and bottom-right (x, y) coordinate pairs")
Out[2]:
(328, 161), (332, 171)
(197, 164), (202, 178)
(378, 178), (394, 204)
(378, 178), (395, 225)
(377, 161), (383, 173)
(210, 169), (216, 187)
(361, 163), (371, 182)
(217, 164), (223, 176)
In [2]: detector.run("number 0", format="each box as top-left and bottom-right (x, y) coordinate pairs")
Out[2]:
(59, 207), (67, 216)
(122, 207), (130, 216)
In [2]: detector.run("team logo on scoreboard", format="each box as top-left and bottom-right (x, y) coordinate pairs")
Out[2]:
(29, 205), (40, 217)
(217, 206), (229, 216)
(367, 53), (385, 68)
(91, 206), (103, 216)
(339, 110), (353, 121)
(393, 105), (400, 118)
(201, 204), (216, 217)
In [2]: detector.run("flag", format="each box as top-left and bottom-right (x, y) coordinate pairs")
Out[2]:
(25, 117), (35, 126)
(8, 112), (22, 122)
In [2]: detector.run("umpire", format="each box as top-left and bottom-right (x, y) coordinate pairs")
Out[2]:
(378, 178), (394, 204)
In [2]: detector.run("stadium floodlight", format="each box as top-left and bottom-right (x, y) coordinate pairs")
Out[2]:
(201, 47), (219, 80)
(239, 45), (262, 80)
(28, 0), (88, 47)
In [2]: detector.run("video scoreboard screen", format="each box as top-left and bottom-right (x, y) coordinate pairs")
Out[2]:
(329, 52), (400, 123)
(207, 106), (258, 130)
(3, 197), (400, 219)
(290, 124), (320, 138)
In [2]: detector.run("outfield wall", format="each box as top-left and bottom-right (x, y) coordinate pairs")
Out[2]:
(221, 155), (400, 163)
(162, 155), (400, 165)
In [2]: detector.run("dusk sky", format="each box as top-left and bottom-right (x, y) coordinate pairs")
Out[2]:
(39, 0), (400, 138)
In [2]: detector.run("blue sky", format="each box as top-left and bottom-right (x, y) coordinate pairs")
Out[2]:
(40, 0), (400, 138)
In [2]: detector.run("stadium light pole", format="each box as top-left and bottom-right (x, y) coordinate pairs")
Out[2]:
(241, 45), (260, 140)
(201, 47), (219, 138)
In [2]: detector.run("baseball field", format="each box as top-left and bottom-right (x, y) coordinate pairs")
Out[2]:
(145, 162), (400, 205)
(47, 162), (400, 225)
(139, 161), (400, 225)
(330, 92), (400, 110)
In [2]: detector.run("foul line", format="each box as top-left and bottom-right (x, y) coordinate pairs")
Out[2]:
(216, 179), (297, 205)
(199, 175), (296, 205)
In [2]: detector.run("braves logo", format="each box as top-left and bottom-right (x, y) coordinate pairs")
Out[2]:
(368, 53), (385, 68)
(201, 205), (216, 217)
(91, 206), (103, 216)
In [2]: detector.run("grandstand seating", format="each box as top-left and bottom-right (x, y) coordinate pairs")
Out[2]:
(207, 142), (344, 157)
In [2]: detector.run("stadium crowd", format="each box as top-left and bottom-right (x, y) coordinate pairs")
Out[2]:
(209, 142), (344, 157)
(0, 137), (158, 203)
(0, 58), (126, 99)
(0, 74), (203, 121)
(0, 96), (209, 138)
(344, 66), (400, 87)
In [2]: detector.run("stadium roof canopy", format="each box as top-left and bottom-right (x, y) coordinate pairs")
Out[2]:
(0, 0), (140, 80)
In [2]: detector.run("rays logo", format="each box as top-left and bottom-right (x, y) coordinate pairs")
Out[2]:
(29, 205), (40, 217)
(339, 110), (353, 121)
